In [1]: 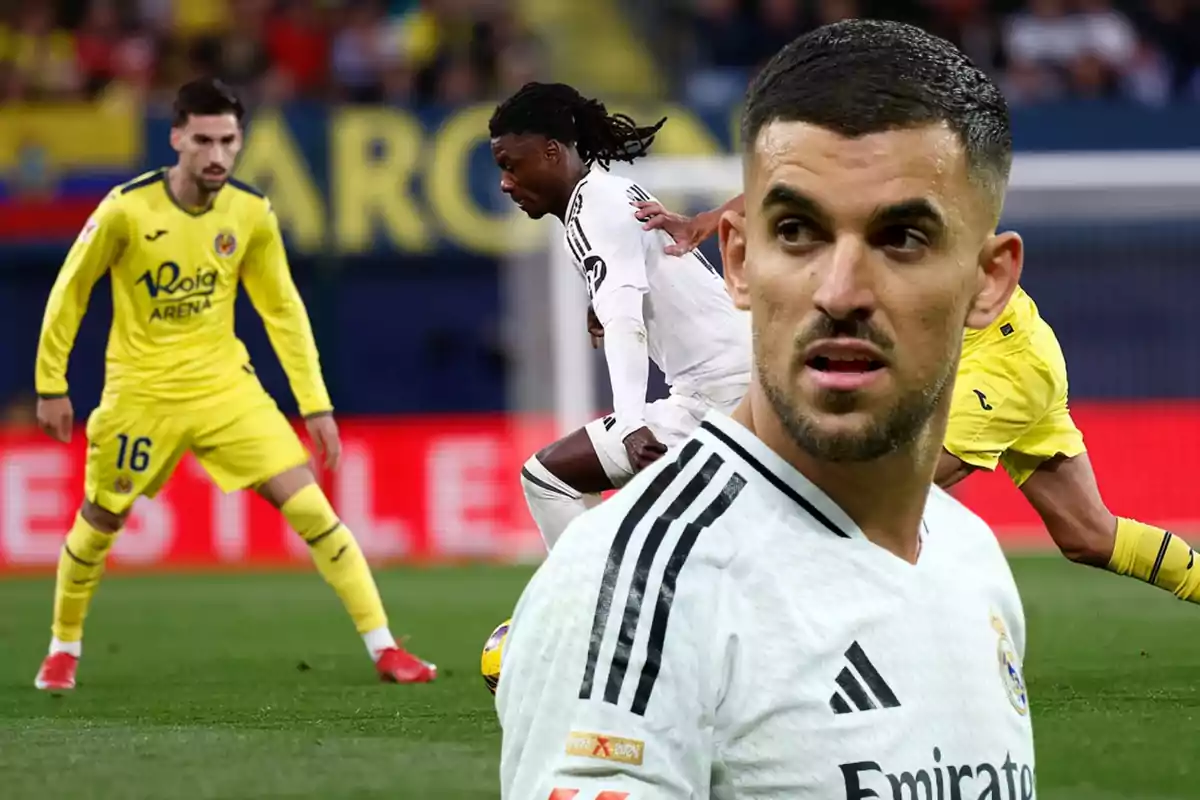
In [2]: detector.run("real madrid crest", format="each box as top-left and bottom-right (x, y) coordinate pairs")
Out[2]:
(214, 230), (237, 257)
(991, 612), (1028, 716)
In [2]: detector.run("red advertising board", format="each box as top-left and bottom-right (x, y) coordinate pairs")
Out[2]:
(0, 404), (1196, 570)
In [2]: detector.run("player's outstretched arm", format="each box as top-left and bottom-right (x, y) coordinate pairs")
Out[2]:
(499, 532), (718, 799)
(240, 202), (333, 420)
(935, 449), (980, 489)
(634, 193), (745, 256)
(35, 194), (128, 441)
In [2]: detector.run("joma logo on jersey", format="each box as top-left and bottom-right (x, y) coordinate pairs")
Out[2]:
(841, 749), (1034, 800)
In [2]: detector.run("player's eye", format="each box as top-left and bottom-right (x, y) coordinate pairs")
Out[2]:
(775, 217), (822, 248)
(875, 226), (930, 257)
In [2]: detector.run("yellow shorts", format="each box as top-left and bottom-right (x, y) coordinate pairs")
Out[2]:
(84, 373), (310, 514)
(946, 313), (1087, 487)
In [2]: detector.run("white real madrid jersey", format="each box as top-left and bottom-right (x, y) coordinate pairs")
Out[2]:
(498, 411), (1035, 800)
(562, 169), (752, 400)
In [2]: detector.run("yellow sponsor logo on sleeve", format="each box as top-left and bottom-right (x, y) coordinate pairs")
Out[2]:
(565, 731), (645, 766)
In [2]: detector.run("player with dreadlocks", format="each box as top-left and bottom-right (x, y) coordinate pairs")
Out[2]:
(489, 82), (752, 550)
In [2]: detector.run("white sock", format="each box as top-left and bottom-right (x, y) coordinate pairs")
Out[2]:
(49, 637), (81, 658)
(363, 626), (396, 660)
(521, 456), (598, 550)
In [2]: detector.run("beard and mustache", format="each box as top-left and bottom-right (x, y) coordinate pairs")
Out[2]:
(756, 314), (956, 463)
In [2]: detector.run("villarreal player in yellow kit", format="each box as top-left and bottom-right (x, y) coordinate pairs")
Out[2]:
(32, 78), (437, 691)
(936, 284), (1199, 600)
(635, 193), (1200, 604)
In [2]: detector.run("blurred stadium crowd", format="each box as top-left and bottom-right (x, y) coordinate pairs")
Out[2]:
(3, 0), (1198, 109)
(672, 0), (1200, 107)
(0, 0), (546, 107)
(668, 0), (1200, 107)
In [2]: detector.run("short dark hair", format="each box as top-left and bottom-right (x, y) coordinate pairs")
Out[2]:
(743, 19), (1011, 216)
(489, 82), (667, 170)
(172, 77), (245, 127)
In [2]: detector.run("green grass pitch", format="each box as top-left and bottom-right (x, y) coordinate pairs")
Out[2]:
(0, 557), (1196, 799)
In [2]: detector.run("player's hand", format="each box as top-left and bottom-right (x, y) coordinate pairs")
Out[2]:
(305, 413), (342, 472)
(36, 396), (74, 444)
(623, 426), (668, 473)
(587, 305), (604, 349)
(633, 200), (708, 256)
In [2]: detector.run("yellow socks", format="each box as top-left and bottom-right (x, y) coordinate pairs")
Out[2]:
(1109, 517), (1200, 602)
(280, 484), (392, 642)
(51, 513), (119, 648)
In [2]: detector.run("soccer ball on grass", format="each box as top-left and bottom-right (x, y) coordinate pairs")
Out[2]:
(481, 618), (510, 694)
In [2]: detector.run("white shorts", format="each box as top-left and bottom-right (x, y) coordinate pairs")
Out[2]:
(584, 389), (743, 487)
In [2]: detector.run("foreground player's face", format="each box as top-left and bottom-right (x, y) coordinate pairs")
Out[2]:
(721, 121), (1018, 462)
(171, 113), (242, 193)
(491, 134), (565, 220)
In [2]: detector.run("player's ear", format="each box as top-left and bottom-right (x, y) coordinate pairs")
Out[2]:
(967, 230), (1022, 330)
(719, 208), (750, 310)
(169, 126), (183, 154)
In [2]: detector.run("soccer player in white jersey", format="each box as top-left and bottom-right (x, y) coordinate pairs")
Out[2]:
(488, 83), (752, 549)
(498, 19), (1037, 799)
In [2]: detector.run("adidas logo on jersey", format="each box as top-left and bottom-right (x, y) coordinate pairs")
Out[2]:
(840, 748), (1035, 800)
(829, 642), (900, 714)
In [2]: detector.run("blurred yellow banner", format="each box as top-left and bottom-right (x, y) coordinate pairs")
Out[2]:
(0, 103), (140, 171)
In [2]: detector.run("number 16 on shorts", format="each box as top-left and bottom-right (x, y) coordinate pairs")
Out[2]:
(83, 407), (183, 513)
(116, 434), (153, 472)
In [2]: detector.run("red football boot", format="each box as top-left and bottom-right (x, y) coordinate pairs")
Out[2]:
(375, 646), (437, 684)
(35, 652), (79, 691)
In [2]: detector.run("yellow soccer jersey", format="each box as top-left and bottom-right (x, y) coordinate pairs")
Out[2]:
(948, 284), (1086, 485)
(36, 168), (332, 416)
(961, 284), (1039, 357)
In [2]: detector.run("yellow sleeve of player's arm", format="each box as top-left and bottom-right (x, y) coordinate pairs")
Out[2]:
(35, 194), (128, 397)
(240, 202), (333, 417)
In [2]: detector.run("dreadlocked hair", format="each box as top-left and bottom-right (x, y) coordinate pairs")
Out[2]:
(489, 82), (667, 170)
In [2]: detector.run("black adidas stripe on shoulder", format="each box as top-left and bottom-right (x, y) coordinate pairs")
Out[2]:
(566, 175), (590, 226)
(565, 225), (585, 261)
(227, 177), (265, 198)
(625, 183), (651, 204)
(631, 468), (745, 715)
(699, 420), (849, 539)
(569, 216), (591, 257)
(578, 438), (746, 716)
(120, 170), (166, 194)
(578, 439), (703, 701)
(602, 450), (726, 705)
(564, 178), (593, 254)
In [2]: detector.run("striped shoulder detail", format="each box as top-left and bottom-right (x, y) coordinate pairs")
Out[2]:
(565, 174), (591, 227)
(119, 169), (166, 194)
(624, 182), (652, 204)
(698, 420), (850, 539)
(578, 438), (746, 716)
(227, 177), (265, 198)
(563, 175), (594, 261)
